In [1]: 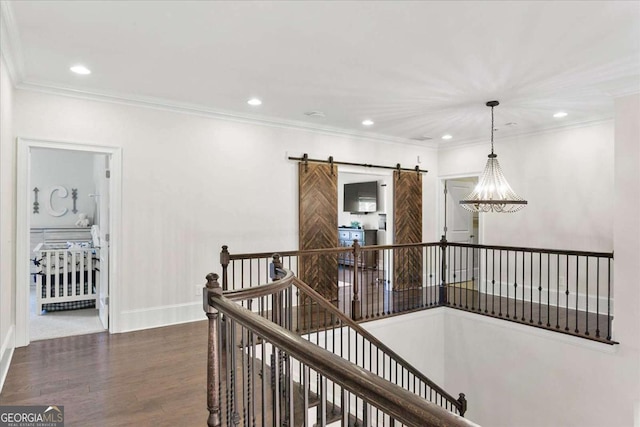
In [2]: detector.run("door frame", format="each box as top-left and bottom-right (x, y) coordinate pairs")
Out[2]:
(16, 137), (122, 347)
(437, 174), (483, 244)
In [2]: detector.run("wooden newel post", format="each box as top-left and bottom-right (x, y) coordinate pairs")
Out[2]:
(203, 273), (222, 427)
(458, 393), (467, 417)
(351, 239), (362, 320)
(439, 235), (448, 305)
(270, 253), (285, 326)
(220, 245), (230, 291)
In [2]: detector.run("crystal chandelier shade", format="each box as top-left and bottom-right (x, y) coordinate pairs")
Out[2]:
(459, 101), (527, 213)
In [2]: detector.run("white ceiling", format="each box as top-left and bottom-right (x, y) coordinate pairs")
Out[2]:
(2, 1), (639, 146)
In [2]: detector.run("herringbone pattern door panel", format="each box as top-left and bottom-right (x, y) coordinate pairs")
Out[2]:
(299, 162), (338, 302)
(393, 170), (423, 290)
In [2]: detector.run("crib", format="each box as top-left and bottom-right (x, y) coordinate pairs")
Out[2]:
(35, 243), (99, 313)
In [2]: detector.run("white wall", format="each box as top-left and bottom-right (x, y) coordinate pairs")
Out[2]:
(612, 93), (640, 425)
(362, 308), (446, 387)
(444, 310), (630, 427)
(438, 97), (639, 427)
(439, 121), (614, 252)
(13, 89), (439, 332)
(30, 148), (96, 227)
(0, 54), (16, 387)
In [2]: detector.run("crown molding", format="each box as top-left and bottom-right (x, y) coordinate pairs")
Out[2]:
(0, 1), (25, 84)
(437, 118), (614, 152)
(16, 79), (440, 151)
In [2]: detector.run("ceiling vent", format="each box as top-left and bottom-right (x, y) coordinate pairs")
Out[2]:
(304, 111), (326, 118)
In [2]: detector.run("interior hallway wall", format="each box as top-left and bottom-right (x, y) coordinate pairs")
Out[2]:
(0, 54), (16, 391)
(438, 121), (614, 252)
(12, 88), (439, 333)
(441, 95), (639, 427)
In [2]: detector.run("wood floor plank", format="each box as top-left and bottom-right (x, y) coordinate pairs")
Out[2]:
(1, 322), (210, 426)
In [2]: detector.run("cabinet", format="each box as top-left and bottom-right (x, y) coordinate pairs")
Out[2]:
(338, 227), (377, 268)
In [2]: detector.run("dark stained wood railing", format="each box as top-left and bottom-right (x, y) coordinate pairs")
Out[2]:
(220, 239), (616, 345)
(203, 270), (476, 427)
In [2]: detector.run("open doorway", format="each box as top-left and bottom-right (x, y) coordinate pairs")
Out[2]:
(28, 148), (109, 341)
(16, 138), (121, 347)
(442, 177), (480, 285)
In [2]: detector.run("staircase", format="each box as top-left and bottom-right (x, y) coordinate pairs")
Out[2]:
(203, 267), (475, 426)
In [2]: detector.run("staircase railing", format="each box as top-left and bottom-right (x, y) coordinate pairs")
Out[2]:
(203, 270), (475, 426)
(219, 238), (616, 344)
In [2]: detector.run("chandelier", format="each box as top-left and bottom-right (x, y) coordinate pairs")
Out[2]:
(460, 101), (527, 213)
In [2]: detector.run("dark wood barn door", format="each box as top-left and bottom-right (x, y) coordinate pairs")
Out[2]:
(393, 170), (423, 290)
(298, 162), (338, 303)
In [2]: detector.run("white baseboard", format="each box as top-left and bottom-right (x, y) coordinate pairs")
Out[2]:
(0, 325), (16, 394)
(119, 302), (204, 333)
(477, 280), (614, 314)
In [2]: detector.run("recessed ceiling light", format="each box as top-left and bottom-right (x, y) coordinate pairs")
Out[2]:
(247, 98), (262, 106)
(553, 111), (568, 118)
(442, 134), (453, 140)
(70, 65), (91, 75)
(362, 119), (374, 126)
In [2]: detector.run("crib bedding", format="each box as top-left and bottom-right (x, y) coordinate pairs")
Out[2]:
(40, 273), (97, 312)
(42, 299), (95, 312)
(35, 244), (99, 313)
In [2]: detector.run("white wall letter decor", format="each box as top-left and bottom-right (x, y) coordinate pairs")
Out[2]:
(46, 185), (69, 217)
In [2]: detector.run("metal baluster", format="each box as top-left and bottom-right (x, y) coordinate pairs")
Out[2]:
(498, 250), (502, 317)
(565, 255), (570, 331)
(513, 251), (518, 320)
(506, 251), (510, 318)
(272, 344), (280, 427)
(521, 251), (526, 322)
(491, 249), (495, 315)
(556, 254), (560, 329)
(596, 258), (601, 338)
(484, 248), (488, 314)
(607, 258), (612, 341)
(302, 365), (310, 427)
(319, 376), (327, 426)
(538, 252), (542, 325)
(452, 245), (457, 307)
(585, 257), (590, 336)
(547, 253), (551, 328)
(465, 246), (469, 309)
(530, 251), (534, 324)
(575, 256), (580, 333)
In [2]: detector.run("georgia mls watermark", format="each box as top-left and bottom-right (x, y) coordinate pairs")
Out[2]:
(0, 406), (64, 427)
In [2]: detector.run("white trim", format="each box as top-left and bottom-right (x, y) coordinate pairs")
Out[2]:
(16, 81), (439, 150)
(0, 1), (25, 84)
(119, 302), (204, 333)
(477, 279), (614, 315)
(363, 306), (446, 330)
(0, 324), (15, 393)
(445, 308), (617, 353)
(16, 138), (122, 347)
(438, 118), (614, 152)
(437, 175), (483, 244)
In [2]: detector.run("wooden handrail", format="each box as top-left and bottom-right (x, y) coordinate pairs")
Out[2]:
(218, 267), (466, 417)
(292, 276), (465, 413)
(227, 240), (612, 260)
(207, 290), (478, 427)
(446, 241), (613, 258)
(222, 269), (295, 301)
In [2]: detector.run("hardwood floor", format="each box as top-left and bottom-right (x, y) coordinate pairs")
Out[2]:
(1, 322), (210, 426)
(1, 279), (613, 425)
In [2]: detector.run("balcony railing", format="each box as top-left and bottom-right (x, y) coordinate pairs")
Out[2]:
(219, 237), (616, 345)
